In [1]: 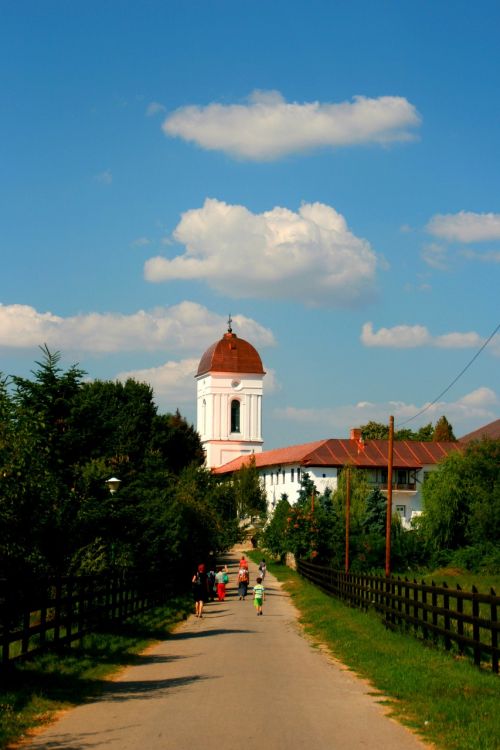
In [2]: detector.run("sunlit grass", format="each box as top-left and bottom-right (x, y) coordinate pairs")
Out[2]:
(249, 552), (499, 750)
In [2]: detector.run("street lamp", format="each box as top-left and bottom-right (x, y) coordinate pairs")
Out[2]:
(106, 476), (121, 495)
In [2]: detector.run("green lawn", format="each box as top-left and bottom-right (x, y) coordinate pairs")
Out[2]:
(249, 552), (499, 750)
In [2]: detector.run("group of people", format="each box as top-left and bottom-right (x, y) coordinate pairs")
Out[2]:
(191, 556), (267, 617)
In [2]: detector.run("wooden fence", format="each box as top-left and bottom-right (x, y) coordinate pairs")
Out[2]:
(0, 572), (172, 665)
(297, 559), (499, 673)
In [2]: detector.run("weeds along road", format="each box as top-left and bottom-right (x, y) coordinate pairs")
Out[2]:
(23, 551), (429, 750)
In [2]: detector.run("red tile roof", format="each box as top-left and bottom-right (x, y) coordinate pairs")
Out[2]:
(196, 332), (265, 377)
(459, 418), (500, 443)
(212, 437), (462, 474)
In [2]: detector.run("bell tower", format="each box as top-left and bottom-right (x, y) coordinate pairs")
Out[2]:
(195, 318), (265, 468)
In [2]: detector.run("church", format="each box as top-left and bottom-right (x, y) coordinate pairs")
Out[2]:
(195, 322), (465, 527)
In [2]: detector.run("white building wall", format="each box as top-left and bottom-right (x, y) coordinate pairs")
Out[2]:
(260, 464), (439, 529)
(196, 371), (264, 468)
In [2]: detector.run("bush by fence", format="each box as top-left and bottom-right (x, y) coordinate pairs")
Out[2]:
(297, 559), (499, 673)
(0, 572), (172, 665)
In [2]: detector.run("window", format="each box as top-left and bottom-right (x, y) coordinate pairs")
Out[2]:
(297, 468), (301, 482)
(291, 468), (295, 482)
(230, 399), (240, 433)
(396, 505), (406, 518)
(282, 471), (285, 484)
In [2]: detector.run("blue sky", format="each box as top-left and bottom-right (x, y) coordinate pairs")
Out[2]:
(2, 1), (499, 448)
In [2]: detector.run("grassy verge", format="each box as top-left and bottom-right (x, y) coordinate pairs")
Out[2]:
(248, 552), (499, 750)
(0, 595), (192, 750)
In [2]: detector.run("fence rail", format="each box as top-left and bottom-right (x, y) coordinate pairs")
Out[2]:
(0, 573), (172, 665)
(297, 559), (499, 673)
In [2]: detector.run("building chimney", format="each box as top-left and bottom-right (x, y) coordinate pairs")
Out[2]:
(350, 428), (362, 441)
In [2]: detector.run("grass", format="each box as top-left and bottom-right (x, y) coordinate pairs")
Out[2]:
(0, 595), (192, 750)
(248, 551), (499, 750)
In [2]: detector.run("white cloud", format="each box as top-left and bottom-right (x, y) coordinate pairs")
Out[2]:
(95, 169), (113, 184)
(361, 322), (431, 348)
(116, 360), (279, 412)
(0, 302), (275, 354)
(460, 248), (500, 263)
(117, 358), (199, 405)
(144, 198), (378, 307)
(131, 236), (151, 247)
(274, 387), (498, 437)
(361, 322), (493, 352)
(426, 211), (500, 243)
(162, 90), (421, 160)
(421, 242), (448, 270)
(146, 101), (166, 117)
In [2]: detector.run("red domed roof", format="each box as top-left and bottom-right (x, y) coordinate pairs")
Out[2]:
(196, 332), (265, 377)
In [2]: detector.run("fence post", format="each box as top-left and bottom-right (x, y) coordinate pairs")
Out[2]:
(413, 579), (419, 634)
(490, 587), (498, 674)
(421, 580), (428, 640)
(472, 585), (481, 667)
(1, 578), (10, 665)
(443, 582), (451, 651)
(39, 580), (48, 651)
(456, 584), (464, 655)
(431, 581), (438, 642)
(54, 577), (62, 647)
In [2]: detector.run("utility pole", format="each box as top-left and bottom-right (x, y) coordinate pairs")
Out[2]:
(345, 466), (351, 573)
(385, 415), (394, 577)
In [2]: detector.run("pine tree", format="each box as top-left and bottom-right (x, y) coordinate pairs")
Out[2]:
(432, 415), (456, 442)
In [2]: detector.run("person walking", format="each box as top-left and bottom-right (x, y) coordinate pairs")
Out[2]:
(237, 564), (250, 600)
(207, 565), (216, 601)
(258, 558), (267, 580)
(253, 576), (265, 616)
(215, 564), (229, 601)
(191, 563), (208, 618)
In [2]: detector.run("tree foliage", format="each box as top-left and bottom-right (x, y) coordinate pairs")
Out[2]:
(0, 347), (234, 584)
(420, 438), (500, 552)
(432, 415), (457, 442)
(359, 420), (448, 442)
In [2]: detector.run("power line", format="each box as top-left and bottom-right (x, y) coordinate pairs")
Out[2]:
(396, 321), (500, 428)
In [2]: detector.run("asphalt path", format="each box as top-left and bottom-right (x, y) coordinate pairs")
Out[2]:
(23, 550), (429, 750)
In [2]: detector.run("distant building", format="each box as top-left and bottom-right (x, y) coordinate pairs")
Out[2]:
(196, 325), (486, 527)
(459, 418), (500, 443)
(213, 429), (462, 528)
(195, 319), (265, 469)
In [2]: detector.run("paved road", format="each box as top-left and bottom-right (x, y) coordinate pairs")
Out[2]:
(24, 551), (429, 750)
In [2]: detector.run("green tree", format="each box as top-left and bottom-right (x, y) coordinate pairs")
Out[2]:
(420, 438), (500, 552)
(262, 495), (291, 561)
(149, 410), (204, 475)
(362, 487), (387, 534)
(432, 415), (456, 442)
(360, 421), (388, 440)
(231, 456), (267, 519)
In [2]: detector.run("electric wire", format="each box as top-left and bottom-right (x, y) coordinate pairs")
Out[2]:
(396, 321), (500, 428)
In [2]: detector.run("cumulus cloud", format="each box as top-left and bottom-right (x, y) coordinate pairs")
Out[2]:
(144, 198), (378, 307)
(460, 248), (500, 263)
(94, 169), (113, 184)
(426, 211), (500, 243)
(0, 302), (275, 353)
(421, 242), (448, 270)
(361, 322), (491, 352)
(116, 360), (279, 412)
(146, 101), (166, 117)
(274, 387), (498, 437)
(361, 322), (431, 348)
(117, 358), (200, 405)
(162, 90), (421, 160)
(131, 236), (151, 247)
